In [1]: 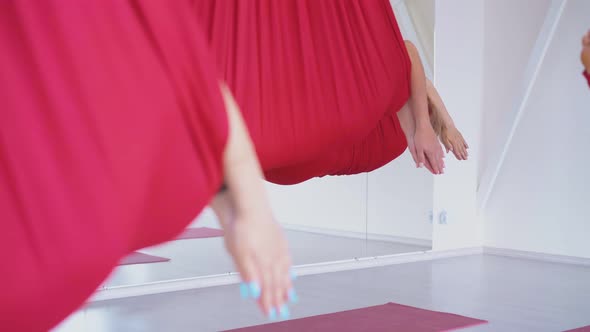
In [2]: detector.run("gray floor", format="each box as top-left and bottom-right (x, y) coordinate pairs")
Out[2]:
(58, 254), (590, 332)
(104, 229), (428, 288)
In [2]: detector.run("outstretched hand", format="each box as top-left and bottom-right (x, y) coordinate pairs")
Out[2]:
(214, 83), (296, 321)
(441, 126), (469, 160)
(225, 209), (294, 319)
(211, 193), (296, 321)
(408, 125), (445, 175)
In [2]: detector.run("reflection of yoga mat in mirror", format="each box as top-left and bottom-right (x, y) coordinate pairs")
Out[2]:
(226, 303), (487, 332)
(174, 227), (224, 240)
(566, 326), (590, 332)
(116, 228), (223, 266)
(117, 228), (224, 265)
(118, 252), (170, 266)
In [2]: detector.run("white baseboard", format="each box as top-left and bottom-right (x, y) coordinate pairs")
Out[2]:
(483, 247), (590, 266)
(90, 246), (590, 302)
(281, 223), (432, 248)
(90, 247), (481, 302)
(90, 273), (241, 302)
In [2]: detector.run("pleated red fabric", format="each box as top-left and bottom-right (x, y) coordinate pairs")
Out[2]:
(195, 0), (412, 184)
(0, 1), (227, 330)
(265, 111), (407, 185)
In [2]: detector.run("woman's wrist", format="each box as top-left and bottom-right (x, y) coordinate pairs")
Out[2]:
(442, 117), (455, 131)
(211, 191), (234, 229)
(218, 82), (272, 225)
(415, 119), (433, 132)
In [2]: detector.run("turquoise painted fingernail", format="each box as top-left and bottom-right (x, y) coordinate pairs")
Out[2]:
(288, 288), (298, 303)
(239, 282), (249, 299)
(248, 282), (261, 299)
(268, 307), (277, 321)
(279, 304), (290, 320)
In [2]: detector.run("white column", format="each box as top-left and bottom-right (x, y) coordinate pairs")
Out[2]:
(431, 0), (484, 250)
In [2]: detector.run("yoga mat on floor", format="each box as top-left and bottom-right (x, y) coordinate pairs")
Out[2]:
(565, 326), (590, 332)
(226, 303), (487, 332)
(119, 252), (170, 266)
(175, 227), (224, 240)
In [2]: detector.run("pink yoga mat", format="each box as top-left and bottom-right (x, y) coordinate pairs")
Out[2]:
(175, 227), (224, 240)
(119, 252), (170, 266)
(565, 326), (590, 332)
(226, 303), (487, 332)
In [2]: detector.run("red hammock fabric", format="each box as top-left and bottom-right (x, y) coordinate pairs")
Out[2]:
(1, 1), (413, 330)
(584, 70), (590, 87)
(0, 2), (227, 330)
(195, 0), (412, 184)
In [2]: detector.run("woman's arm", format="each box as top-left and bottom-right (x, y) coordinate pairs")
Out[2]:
(404, 41), (431, 130)
(426, 78), (469, 160)
(426, 78), (453, 126)
(218, 83), (268, 217)
(404, 40), (444, 174)
(215, 83), (294, 319)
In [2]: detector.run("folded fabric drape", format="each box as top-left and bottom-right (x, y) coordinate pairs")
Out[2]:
(0, 1), (227, 330)
(195, 0), (412, 184)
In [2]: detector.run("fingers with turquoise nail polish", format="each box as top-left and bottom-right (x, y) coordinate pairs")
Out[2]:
(279, 304), (290, 320)
(288, 288), (298, 304)
(236, 255), (261, 303)
(248, 281), (261, 299)
(260, 271), (275, 320)
(239, 282), (249, 299)
(268, 307), (277, 321)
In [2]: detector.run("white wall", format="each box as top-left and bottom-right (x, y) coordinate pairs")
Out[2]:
(367, 153), (433, 241)
(266, 175), (367, 234)
(432, 0), (485, 250)
(483, 0), (590, 258)
(479, 0), (551, 185)
(192, 175), (369, 236)
(192, 175), (369, 235)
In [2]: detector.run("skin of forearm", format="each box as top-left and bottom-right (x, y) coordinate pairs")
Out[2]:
(426, 79), (455, 128)
(219, 83), (269, 218)
(396, 102), (416, 139)
(210, 191), (234, 231)
(405, 41), (431, 130)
